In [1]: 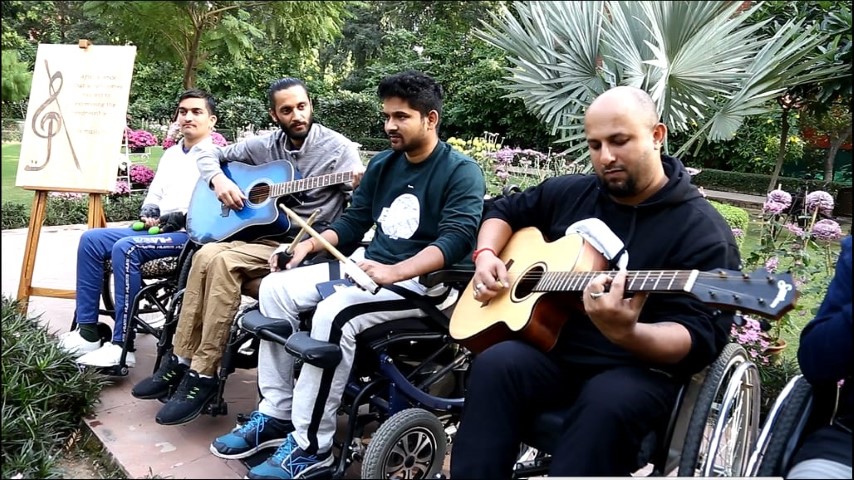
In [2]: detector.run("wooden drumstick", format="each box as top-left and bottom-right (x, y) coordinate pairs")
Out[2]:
(285, 208), (320, 255)
(279, 204), (380, 293)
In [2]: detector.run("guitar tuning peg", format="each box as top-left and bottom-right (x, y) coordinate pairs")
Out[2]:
(742, 272), (750, 279)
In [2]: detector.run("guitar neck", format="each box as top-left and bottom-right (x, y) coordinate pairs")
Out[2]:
(536, 270), (700, 294)
(269, 171), (354, 198)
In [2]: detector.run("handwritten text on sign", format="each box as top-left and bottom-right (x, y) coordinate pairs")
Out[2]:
(16, 44), (137, 193)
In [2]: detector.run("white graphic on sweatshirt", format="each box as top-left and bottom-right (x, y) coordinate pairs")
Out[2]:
(378, 193), (420, 240)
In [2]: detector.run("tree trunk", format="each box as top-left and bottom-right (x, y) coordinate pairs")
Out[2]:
(767, 108), (791, 193)
(824, 125), (853, 182)
(182, 27), (204, 89)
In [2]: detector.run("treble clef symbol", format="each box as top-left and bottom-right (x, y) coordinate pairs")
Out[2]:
(26, 60), (81, 172)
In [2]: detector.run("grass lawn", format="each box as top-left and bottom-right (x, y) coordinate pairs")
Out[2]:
(1, 143), (164, 206)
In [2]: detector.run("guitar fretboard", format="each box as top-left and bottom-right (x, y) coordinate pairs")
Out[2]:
(534, 270), (699, 293)
(270, 171), (354, 198)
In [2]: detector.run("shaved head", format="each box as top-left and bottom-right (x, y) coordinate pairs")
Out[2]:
(587, 86), (659, 128)
(583, 86), (668, 205)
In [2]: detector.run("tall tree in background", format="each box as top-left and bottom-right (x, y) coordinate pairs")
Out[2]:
(1, 50), (32, 102)
(83, 1), (352, 89)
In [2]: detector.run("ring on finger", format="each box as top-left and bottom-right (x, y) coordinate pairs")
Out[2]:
(589, 291), (605, 299)
(475, 282), (486, 292)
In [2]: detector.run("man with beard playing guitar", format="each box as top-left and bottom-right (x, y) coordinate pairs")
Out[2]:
(132, 77), (364, 426)
(451, 86), (742, 477)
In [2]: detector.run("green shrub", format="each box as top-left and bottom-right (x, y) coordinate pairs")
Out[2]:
(314, 91), (384, 140)
(693, 169), (847, 195)
(217, 95), (269, 133)
(1, 201), (29, 230)
(355, 137), (389, 152)
(1, 193), (146, 230)
(1, 296), (108, 479)
(709, 200), (749, 232)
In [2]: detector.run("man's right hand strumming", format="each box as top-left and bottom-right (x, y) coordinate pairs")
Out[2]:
(211, 173), (247, 210)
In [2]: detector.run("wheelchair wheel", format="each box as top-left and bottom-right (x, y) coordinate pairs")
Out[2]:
(361, 408), (448, 479)
(753, 376), (813, 477)
(677, 343), (760, 477)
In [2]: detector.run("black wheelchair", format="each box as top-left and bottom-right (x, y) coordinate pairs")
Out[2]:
(511, 342), (762, 478)
(71, 239), (197, 376)
(745, 374), (848, 477)
(215, 267), (476, 479)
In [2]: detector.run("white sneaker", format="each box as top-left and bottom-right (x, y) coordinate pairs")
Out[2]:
(58, 330), (101, 358)
(76, 343), (136, 368)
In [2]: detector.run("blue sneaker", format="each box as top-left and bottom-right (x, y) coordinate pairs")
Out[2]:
(210, 411), (294, 459)
(246, 434), (334, 479)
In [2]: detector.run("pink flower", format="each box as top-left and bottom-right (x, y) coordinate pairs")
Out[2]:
(731, 228), (744, 238)
(811, 219), (842, 241)
(112, 180), (131, 195)
(767, 189), (792, 208)
(785, 223), (805, 238)
(765, 256), (779, 273)
(805, 191), (834, 215)
(211, 131), (229, 147)
(125, 128), (158, 149)
(762, 200), (786, 215)
(129, 164), (155, 186)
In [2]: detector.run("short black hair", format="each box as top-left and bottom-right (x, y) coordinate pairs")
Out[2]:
(178, 88), (217, 117)
(268, 77), (311, 109)
(377, 70), (444, 123)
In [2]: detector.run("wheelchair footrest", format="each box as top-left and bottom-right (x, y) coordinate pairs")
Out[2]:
(285, 332), (342, 370)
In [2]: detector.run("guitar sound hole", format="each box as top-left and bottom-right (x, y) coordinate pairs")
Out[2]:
(513, 265), (544, 301)
(247, 184), (271, 206)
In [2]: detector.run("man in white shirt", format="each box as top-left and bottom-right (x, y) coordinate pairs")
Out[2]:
(59, 89), (218, 369)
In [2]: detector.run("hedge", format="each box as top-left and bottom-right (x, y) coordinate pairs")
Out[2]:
(693, 168), (847, 196)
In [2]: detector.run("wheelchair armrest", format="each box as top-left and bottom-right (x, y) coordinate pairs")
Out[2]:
(285, 331), (342, 370)
(239, 309), (294, 343)
(418, 268), (475, 288)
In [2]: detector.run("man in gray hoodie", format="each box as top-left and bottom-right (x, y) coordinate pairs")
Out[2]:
(132, 77), (364, 426)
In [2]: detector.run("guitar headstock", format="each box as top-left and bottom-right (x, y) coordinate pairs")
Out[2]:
(690, 268), (798, 320)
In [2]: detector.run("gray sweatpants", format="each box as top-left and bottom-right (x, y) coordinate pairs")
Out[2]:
(256, 248), (456, 454)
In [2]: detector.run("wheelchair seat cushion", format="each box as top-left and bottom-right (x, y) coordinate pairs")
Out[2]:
(104, 256), (178, 279)
(356, 317), (445, 350)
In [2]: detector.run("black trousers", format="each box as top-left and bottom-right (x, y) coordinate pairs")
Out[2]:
(451, 340), (682, 478)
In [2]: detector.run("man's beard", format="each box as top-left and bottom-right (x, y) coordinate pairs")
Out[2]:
(602, 175), (638, 198)
(277, 115), (313, 141)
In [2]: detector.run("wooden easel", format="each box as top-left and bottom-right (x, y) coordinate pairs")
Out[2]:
(16, 190), (107, 311)
(15, 38), (115, 312)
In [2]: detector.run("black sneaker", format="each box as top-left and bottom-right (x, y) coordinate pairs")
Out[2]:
(155, 370), (217, 425)
(210, 411), (294, 459)
(131, 353), (188, 400)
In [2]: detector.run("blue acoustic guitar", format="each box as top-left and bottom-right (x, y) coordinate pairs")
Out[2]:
(186, 160), (354, 244)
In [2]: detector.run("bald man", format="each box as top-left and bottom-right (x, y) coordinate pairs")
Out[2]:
(451, 86), (742, 477)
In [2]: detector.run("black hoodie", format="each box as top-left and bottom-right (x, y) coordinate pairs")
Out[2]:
(485, 155), (741, 378)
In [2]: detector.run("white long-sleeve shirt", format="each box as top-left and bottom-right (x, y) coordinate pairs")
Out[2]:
(143, 137), (210, 215)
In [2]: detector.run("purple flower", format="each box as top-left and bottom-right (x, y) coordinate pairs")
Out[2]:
(805, 191), (834, 215)
(811, 219), (843, 241)
(767, 189), (792, 208)
(785, 223), (805, 238)
(765, 256), (779, 273)
(731, 228), (744, 238)
(762, 200), (786, 215)
(48, 191), (86, 200)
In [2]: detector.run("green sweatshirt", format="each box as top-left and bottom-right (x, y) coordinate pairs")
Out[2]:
(330, 141), (485, 268)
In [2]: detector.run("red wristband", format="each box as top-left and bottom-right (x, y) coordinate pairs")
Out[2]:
(472, 247), (497, 263)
